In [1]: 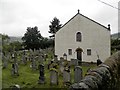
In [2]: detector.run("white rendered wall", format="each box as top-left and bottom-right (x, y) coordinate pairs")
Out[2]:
(55, 14), (110, 62)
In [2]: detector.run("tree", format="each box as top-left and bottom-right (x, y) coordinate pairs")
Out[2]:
(48, 17), (62, 38)
(1, 34), (10, 45)
(1, 34), (10, 53)
(40, 38), (54, 49)
(22, 26), (43, 50)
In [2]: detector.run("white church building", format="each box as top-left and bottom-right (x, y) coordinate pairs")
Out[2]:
(55, 10), (111, 62)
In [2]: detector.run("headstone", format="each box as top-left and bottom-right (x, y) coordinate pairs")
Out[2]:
(11, 63), (19, 76)
(29, 49), (33, 61)
(59, 57), (65, 66)
(38, 54), (44, 64)
(38, 64), (45, 84)
(54, 55), (58, 63)
(63, 66), (71, 86)
(21, 55), (27, 65)
(70, 59), (78, 66)
(14, 63), (19, 75)
(59, 64), (64, 74)
(50, 69), (58, 85)
(31, 59), (37, 70)
(74, 66), (83, 83)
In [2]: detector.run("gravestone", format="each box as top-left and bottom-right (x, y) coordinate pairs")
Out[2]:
(50, 69), (58, 85)
(31, 56), (37, 70)
(21, 55), (27, 65)
(70, 59), (78, 66)
(54, 55), (58, 63)
(38, 64), (45, 84)
(29, 49), (33, 61)
(38, 54), (44, 64)
(74, 66), (83, 83)
(63, 66), (71, 86)
(59, 57), (65, 66)
(11, 63), (19, 76)
(59, 64), (64, 74)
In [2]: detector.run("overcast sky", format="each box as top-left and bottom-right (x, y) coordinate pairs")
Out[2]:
(0, 0), (119, 37)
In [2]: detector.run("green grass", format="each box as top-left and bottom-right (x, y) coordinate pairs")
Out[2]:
(2, 60), (96, 89)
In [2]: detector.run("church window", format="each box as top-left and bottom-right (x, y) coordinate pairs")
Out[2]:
(76, 32), (82, 42)
(68, 49), (72, 55)
(87, 49), (91, 55)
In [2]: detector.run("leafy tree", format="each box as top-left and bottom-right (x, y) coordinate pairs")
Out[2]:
(22, 26), (43, 50)
(48, 17), (62, 38)
(41, 38), (54, 49)
(9, 41), (22, 51)
(1, 34), (10, 45)
(1, 34), (10, 53)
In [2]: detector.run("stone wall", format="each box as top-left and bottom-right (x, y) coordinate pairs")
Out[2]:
(70, 51), (120, 90)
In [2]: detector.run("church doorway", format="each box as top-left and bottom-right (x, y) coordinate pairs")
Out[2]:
(76, 48), (83, 62)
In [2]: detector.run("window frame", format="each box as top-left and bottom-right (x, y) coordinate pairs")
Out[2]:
(76, 32), (82, 42)
(87, 49), (91, 56)
(68, 49), (72, 55)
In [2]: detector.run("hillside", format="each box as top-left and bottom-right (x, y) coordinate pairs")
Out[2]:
(111, 32), (120, 39)
(9, 36), (23, 42)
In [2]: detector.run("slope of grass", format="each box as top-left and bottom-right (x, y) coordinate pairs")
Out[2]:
(2, 59), (96, 89)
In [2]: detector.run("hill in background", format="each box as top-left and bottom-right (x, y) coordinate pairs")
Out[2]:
(111, 32), (120, 39)
(9, 36), (23, 42)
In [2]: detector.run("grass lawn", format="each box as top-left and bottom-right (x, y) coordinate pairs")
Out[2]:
(2, 59), (96, 89)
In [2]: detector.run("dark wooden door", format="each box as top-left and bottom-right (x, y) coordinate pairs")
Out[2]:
(77, 51), (82, 61)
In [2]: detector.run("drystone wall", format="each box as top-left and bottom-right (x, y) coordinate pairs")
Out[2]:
(70, 51), (120, 90)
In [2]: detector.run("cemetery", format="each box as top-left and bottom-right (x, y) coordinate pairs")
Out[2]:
(1, 5), (120, 89)
(2, 49), (96, 89)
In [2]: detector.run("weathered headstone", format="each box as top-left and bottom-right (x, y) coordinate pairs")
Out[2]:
(38, 54), (44, 64)
(70, 59), (78, 66)
(54, 55), (58, 63)
(38, 64), (45, 84)
(21, 55), (27, 65)
(11, 63), (19, 76)
(59, 64), (64, 74)
(31, 59), (37, 70)
(59, 57), (65, 66)
(63, 66), (71, 86)
(74, 66), (83, 83)
(50, 69), (58, 85)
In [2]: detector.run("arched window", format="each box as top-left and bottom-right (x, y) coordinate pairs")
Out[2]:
(76, 32), (82, 42)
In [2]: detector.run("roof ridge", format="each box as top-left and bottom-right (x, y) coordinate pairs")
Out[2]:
(59, 12), (110, 32)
